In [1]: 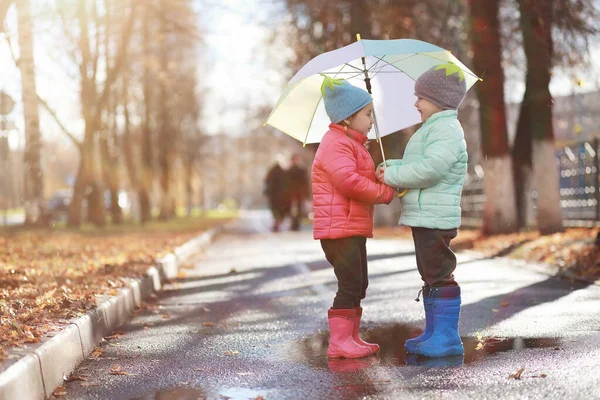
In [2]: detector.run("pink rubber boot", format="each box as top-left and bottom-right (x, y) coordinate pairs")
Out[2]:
(353, 307), (380, 354)
(327, 308), (372, 359)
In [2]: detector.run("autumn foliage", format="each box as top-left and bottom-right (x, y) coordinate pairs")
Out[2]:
(0, 218), (227, 362)
(375, 227), (600, 280)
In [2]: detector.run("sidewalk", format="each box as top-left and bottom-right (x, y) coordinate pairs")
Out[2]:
(0, 223), (227, 400)
(57, 216), (600, 399)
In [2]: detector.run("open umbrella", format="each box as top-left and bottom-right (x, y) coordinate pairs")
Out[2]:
(265, 36), (480, 163)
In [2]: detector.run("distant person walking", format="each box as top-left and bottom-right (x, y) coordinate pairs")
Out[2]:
(286, 153), (309, 231)
(264, 157), (290, 232)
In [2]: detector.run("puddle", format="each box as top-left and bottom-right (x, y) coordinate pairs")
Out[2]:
(287, 323), (561, 370)
(132, 386), (207, 400)
(133, 386), (271, 400)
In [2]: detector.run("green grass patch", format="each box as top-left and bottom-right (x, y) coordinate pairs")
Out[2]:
(0, 209), (237, 237)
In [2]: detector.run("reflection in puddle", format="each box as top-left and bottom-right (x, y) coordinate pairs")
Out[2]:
(288, 323), (561, 371)
(132, 386), (207, 400)
(133, 386), (270, 400)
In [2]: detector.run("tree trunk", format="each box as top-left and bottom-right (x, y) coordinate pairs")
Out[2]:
(158, 0), (174, 219)
(121, 69), (140, 223)
(101, 0), (123, 225)
(512, 83), (533, 227)
(468, 0), (518, 234)
(139, 1), (154, 223)
(1, 1), (11, 27)
(517, 0), (563, 234)
(185, 158), (194, 216)
(68, 139), (94, 227)
(16, 0), (46, 226)
(100, 131), (123, 224)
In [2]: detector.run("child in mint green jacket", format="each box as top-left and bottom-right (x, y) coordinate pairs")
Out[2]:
(376, 62), (468, 359)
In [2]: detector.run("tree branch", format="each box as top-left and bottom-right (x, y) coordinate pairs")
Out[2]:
(93, 0), (138, 127)
(37, 94), (83, 150)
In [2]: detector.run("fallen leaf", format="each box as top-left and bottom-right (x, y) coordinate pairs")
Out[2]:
(531, 374), (547, 378)
(63, 372), (88, 382)
(229, 267), (237, 274)
(500, 301), (510, 307)
(109, 365), (135, 376)
(104, 332), (124, 340)
(508, 367), (525, 379)
(475, 342), (484, 351)
(203, 322), (216, 327)
(91, 347), (106, 358)
(52, 386), (67, 397)
(224, 350), (239, 356)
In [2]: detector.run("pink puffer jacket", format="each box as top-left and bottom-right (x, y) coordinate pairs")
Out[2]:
(312, 123), (395, 240)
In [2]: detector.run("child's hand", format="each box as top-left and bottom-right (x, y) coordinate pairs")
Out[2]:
(376, 167), (385, 183)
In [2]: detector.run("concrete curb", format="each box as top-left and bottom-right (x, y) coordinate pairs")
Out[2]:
(0, 225), (225, 400)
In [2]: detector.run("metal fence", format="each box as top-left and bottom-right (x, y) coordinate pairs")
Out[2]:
(460, 139), (600, 227)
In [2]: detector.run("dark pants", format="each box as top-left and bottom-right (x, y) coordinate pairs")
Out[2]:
(411, 227), (458, 287)
(320, 236), (368, 309)
(289, 195), (305, 231)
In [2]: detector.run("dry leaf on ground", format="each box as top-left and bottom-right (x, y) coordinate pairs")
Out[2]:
(509, 367), (525, 379)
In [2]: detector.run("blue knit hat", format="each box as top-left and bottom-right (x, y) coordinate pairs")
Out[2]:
(321, 75), (373, 124)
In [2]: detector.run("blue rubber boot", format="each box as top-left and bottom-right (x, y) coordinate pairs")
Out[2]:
(404, 286), (434, 353)
(414, 286), (464, 357)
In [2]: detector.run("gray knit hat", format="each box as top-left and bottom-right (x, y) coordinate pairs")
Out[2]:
(414, 63), (467, 110)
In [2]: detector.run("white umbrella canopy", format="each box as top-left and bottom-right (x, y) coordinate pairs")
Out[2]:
(265, 39), (479, 146)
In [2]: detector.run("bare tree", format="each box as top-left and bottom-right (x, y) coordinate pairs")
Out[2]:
(48, 0), (138, 227)
(468, 0), (518, 234)
(12, 0), (46, 226)
(512, 0), (599, 231)
(516, 0), (563, 234)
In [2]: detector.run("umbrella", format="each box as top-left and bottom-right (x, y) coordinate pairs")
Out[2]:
(264, 36), (480, 163)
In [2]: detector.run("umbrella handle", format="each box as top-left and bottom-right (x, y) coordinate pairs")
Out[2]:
(396, 188), (408, 198)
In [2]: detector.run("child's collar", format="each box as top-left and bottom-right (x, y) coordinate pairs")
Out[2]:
(330, 123), (368, 145)
(424, 109), (458, 125)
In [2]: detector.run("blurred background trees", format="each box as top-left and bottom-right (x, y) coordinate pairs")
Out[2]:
(0, 0), (599, 234)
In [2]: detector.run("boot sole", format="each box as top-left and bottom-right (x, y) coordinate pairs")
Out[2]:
(327, 351), (373, 359)
(328, 347), (375, 358)
(414, 344), (464, 357)
(405, 335), (432, 353)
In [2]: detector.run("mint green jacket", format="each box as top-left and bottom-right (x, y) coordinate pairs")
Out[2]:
(383, 110), (467, 229)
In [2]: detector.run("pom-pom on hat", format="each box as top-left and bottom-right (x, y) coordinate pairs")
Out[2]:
(414, 62), (467, 110)
(321, 75), (373, 124)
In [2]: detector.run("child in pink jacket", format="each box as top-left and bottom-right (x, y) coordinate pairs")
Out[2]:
(312, 76), (395, 358)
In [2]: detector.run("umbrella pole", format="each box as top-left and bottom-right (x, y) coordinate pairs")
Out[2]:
(372, 110), (386, 164)
(356, 34), (386, 165)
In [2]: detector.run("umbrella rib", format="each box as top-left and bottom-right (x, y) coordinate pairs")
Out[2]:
(343, 63), (364, 72)
(366, 55), (386, 74)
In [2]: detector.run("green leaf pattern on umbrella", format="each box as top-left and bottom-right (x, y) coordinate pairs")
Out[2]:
(434, 62), (465, 82)
(319, 74), (345, 96)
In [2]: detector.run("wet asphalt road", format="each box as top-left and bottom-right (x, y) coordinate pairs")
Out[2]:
(64, 211), (600, 400)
